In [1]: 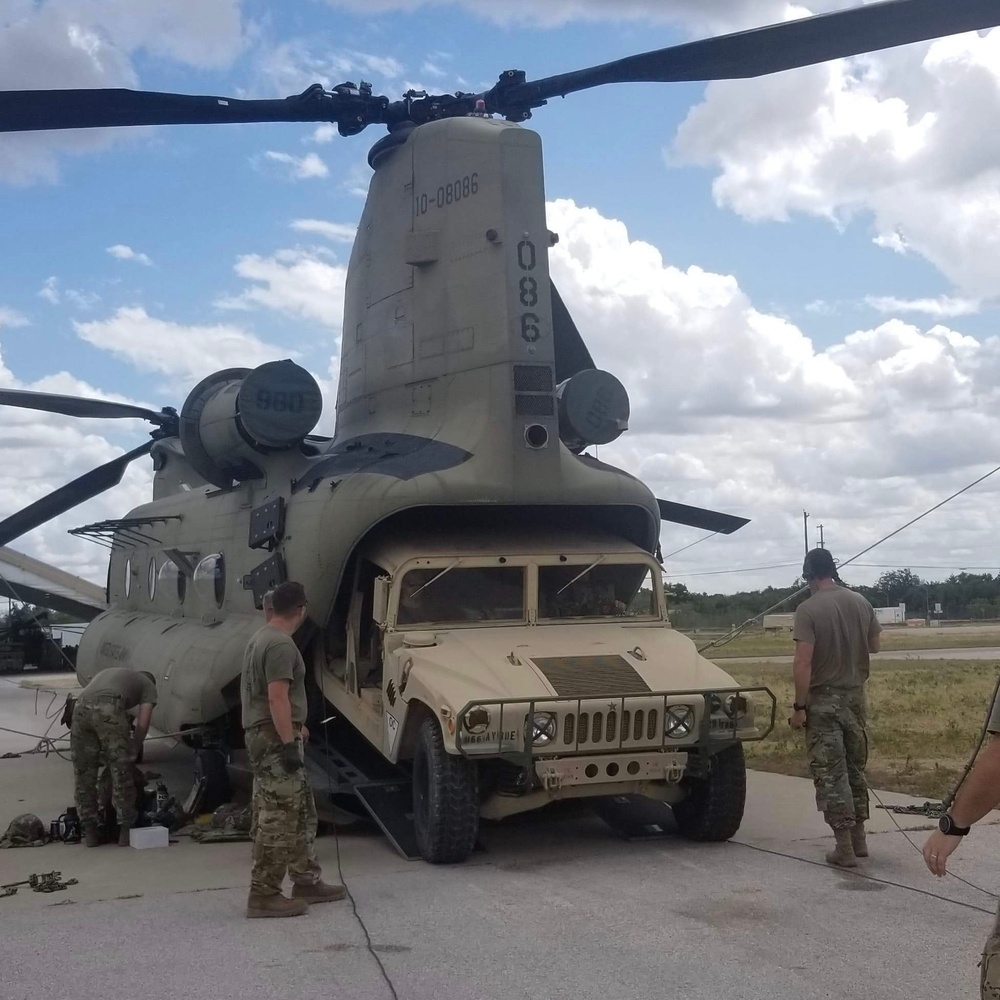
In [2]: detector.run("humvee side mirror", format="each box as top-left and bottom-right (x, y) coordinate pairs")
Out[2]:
(372, 576), (390, 626)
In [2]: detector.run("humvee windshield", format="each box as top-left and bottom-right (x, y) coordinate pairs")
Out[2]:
(397, 566), (525, 625)
(538, 563), (658, 620)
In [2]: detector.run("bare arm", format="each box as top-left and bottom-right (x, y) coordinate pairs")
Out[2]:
(923, 736), (1000, 876)
(792, 641), (813, 707)
(869, 628), (881, 654)
(133, 703), (154, 745)
(267, 680), (295, 743)
(787, 640), (813, 729)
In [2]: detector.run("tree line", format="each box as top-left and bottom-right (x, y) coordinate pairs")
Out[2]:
(665, 568), (1000, 630)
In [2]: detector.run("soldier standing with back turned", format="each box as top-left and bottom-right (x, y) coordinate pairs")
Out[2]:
(788, 548), (882, 867)
(241, 581), (345, 918)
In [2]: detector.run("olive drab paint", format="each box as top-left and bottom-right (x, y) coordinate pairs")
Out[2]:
(76, 118), (660, 739)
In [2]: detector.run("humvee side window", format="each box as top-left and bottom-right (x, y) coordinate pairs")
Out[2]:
(397, 567), (524, 625)
(538, 564), (657, 620)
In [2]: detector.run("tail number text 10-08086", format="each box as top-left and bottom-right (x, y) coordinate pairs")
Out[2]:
(415, 174), (479, 215)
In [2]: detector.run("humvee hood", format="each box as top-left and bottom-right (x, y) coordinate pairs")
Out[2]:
(398, 625), (740, 709)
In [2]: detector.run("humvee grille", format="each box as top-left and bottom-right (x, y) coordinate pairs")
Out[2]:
(531, 654), (651, 698)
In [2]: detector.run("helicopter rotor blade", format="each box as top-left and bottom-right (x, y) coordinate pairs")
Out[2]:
(502, 0), (1000, 110)
(0, 84), (370, 134)
(551, 284), (596, 383)
(0, 441), (154, 548)
(0, 388), (174, 426)
(658, 499), (749, 535)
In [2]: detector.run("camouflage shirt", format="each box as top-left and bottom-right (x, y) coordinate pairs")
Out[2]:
(793, 585), (881, 690)
(241, 625), (307, 730)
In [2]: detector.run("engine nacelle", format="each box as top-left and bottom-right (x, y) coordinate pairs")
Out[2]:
(178, 360), (322, 487)
(556, 369), (630, 454)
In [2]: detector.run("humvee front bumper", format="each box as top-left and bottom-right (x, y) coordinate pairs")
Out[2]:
(454, 686), (776, 768)
(535, 750), (689, 791)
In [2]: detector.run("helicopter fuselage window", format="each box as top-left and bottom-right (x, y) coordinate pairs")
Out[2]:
(397, 566), (524, 626)
(538, 564), (657, 621)
(194, 553), (226, 608)
(123, 556), (132, 599)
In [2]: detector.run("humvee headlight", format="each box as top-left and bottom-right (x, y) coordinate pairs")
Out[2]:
(464, 707), (491, 735)
(531, 712), (557, 746)
(665, 705), (695, 739)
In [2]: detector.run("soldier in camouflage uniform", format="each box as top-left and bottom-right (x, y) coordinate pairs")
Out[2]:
(241, 581), (345, 918)
(70, 667), (157, 847)
(788, 549), (881, 867)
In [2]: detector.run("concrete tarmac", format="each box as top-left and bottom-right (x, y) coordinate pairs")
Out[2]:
(1, 674), (998, 1000)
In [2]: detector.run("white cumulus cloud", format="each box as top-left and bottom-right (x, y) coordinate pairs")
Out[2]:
(547, 197), (1000, 589)
(291, 219), (357, 243)
(107, 244), (153, 266)
(0, 0), (248, 184)
(262, 150), (330, 180)
(672, 27), (1000, 300)
(73, 306), (286, 383)
(0, 307), (28, 330)
(216, 248), (347, 330)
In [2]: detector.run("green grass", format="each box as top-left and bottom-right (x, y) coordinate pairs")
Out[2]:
(726, 658), (999, 798)
(698, 627), (1000, 659)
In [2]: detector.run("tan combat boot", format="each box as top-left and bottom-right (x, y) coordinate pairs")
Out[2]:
(83, 823), (102, 848)
(246, 893), (309, 918)
(850, 822), (868, 858)
(825, 826), (858, 867)
(292, 880), (347, 904)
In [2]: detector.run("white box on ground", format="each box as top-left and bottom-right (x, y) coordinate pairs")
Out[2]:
(129, 825), (168, 849)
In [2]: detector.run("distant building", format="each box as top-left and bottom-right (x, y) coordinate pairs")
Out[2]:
(875, 605), (906, 625)
(762, 614), (795, 632)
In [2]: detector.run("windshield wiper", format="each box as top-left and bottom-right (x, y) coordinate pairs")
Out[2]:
(556, 555), (606, 595)
(409, 558), (463, 598)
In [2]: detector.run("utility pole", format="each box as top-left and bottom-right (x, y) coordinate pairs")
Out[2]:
(817, 524), (825, 548)
(803, 511), (810, 558)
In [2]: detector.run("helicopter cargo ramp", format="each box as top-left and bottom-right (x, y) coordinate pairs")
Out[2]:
(305, 730), (422, 861)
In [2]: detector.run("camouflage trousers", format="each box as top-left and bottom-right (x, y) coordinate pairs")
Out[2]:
(70, 696), (136, 828)
(804, 686), (869, 830)
(246, 723), (321, 896)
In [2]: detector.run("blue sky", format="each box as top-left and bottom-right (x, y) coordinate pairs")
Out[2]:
(3, 0), (1000, 593)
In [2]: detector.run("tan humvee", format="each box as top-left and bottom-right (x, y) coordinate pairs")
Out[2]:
(318, 529), (773, 863)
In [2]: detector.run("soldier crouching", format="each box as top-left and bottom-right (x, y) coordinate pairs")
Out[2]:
(70, 667), (157, 847)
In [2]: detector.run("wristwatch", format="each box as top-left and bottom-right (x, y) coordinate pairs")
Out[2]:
(938, 814), (971, 837)
(792, 702), (808, 712)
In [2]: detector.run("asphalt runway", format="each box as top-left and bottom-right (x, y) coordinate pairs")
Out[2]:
(1, 674), (998, 1000)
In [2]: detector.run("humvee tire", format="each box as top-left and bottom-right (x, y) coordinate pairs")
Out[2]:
(412, 715), (479, 863)
(672, 742), (747, 842)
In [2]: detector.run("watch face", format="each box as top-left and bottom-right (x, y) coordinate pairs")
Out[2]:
(938, 815), (951, 834)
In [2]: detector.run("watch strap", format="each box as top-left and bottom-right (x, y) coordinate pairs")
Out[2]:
(939, 814), (971, 836)
(792, 702), (808, 712)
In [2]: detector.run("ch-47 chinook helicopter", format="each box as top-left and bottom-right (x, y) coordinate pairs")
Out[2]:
(0, 0), (995, 863)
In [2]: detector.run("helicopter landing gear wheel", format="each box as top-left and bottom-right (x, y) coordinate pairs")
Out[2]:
(411, 716), (479, 864)
(672, 743), (746, 842)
